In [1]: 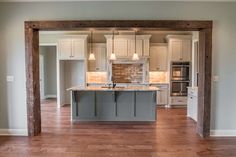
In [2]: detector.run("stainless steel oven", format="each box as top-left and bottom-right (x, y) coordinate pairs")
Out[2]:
(171, 62), (190, 81)
(171, 81), (189, 96)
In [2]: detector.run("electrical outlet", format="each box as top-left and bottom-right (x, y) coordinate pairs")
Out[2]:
(213, 75), (219, 82)
(6, 76), (14, 82)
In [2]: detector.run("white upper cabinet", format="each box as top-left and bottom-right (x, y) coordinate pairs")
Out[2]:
(166, 35), (192, 62)
(149, 43), (168, 71)
(143, 39), (150, 57)
(114, 38), (129, 57)
(58, 35), (88, 60)
(58, 39), (71, 60)
(128, 39), (143, 57)
(182, 40), (192, 61)
(88, 43), (107, 71)
(105, 35), (151, 59)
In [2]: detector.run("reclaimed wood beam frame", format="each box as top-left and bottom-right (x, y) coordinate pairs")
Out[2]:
(24, 20), (212, 137)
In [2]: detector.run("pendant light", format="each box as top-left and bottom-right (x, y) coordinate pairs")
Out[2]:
(132, 29), (139, 60)
(88, 30), (95, 60)
(109, 29), (116, 60)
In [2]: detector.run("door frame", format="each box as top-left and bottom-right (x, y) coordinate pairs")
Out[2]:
(25, 20), (212, 137)
(39, 54), (45, 100)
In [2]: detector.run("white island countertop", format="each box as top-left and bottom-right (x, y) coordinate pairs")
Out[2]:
(68, 86), (160, 91)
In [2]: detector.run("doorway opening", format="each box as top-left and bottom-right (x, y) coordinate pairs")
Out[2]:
(25, 20), (212, 137)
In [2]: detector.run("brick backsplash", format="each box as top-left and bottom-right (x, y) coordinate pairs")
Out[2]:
(112, 64), (143, 83)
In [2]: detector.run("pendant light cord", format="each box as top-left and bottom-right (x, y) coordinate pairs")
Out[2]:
(90, 30), (93, 54)
(112, 29), (114, 54)
(134, 30), (136, 54)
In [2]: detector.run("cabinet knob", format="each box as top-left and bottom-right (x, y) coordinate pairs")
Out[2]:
(180, 58), (183, 60)
(156, 67), (160, 70)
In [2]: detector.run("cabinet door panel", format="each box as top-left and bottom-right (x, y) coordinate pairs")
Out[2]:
(73, 91), (95, 119)
(95, 46), (106, 71)
(128, 39), (143, 57)
(150, 46), (167, 71)
(135, 92), (156, 121)
(155, 85), (168, 105)
(171, 40), (182, 61)
(96, 92), (116, 120)
(159, 88), (168, 104)
(116, 92), (135, 120)
(149, 47), (158, 71)
(88, 45), (107, 71)
(182, 40), (191, 61)
(59, 39), (72, 59)
(156, 46), (168, 71)
(72, 39), (84, 59)
(114, 39), (128, 57)
(143, 39), (150, 57)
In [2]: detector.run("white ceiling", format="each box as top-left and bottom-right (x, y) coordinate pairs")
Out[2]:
(0, 0), (236, 2)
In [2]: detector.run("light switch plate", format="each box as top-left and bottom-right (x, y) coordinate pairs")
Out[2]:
(6, 76), (14, 82)
(213, 75), (219, 82)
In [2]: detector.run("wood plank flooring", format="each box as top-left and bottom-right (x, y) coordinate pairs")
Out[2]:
(0, 99), (236, 157)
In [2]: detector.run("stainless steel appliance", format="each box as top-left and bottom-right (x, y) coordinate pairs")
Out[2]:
(171, 62), (190, 81)
(170, 62), (191, 97)
(171, 81), (189, 96)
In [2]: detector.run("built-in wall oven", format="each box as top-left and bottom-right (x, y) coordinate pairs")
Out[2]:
(171, 62), (190, 81)
(171, 81), (189, 96)
(170, 62), (191, 97)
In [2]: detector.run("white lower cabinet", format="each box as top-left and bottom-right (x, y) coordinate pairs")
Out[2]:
(170, 96), (187, 105)
(151, 84), (169, 105)
(187, 87), (198, 122)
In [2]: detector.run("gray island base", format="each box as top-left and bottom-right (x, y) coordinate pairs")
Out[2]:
(68, 86), (159, 122)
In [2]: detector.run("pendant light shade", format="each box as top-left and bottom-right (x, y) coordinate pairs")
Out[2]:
(109, 29), (116, 60)
(110, 53), (116, 60)
(89, 30), (95, 60)
(132, 29), (139, 60)
(89, 53), (95, 60)
(132, 53), (139, 60)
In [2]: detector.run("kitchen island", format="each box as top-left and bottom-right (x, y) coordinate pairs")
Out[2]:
(68, 86), (159, 121)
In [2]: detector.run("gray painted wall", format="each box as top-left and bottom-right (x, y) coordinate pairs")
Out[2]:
(0, 2), (236, 132)
(39, 46), (57, 97)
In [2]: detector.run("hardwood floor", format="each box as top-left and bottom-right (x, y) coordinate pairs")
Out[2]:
(0, 99), (236, 157)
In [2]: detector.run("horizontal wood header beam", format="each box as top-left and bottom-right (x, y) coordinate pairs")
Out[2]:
(25, 20), (213, 31)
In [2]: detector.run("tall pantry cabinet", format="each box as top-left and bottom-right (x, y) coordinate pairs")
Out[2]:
(166, 35), (192, 106)
(57, 35), (88, 107)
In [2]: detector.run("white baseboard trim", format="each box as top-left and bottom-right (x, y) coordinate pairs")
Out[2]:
(0, 129), (28, 136)
(44, 95), (57, 99)
(210, 130), (236, 137)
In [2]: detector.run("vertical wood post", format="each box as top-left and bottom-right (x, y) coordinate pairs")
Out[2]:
(197, 28), (212, 137)
(25, 23), (41, 136)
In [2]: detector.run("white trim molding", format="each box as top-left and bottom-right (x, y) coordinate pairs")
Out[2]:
(44, 95), (57, 99)
(210, 130), (236, 137)
(0, 129), (28, 136)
